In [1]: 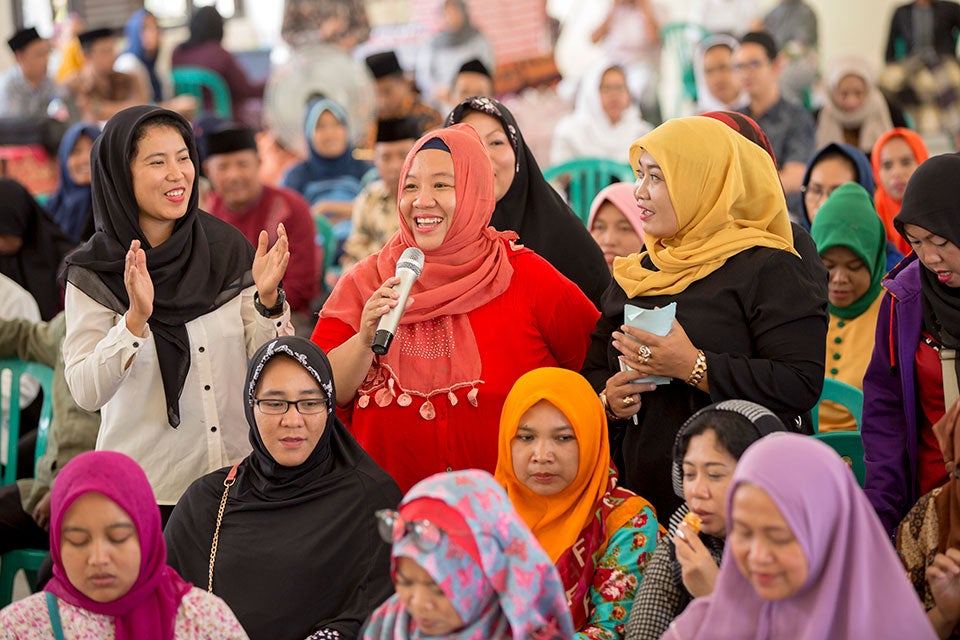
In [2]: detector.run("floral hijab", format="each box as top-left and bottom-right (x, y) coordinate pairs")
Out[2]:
(363, 470), (574, 639)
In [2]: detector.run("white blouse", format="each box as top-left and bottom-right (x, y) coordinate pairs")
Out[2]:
(63, 283), (291, 504)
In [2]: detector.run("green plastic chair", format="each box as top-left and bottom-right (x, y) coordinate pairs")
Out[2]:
(811, 378), (864, 434)
(172, 66), (233, 119)
(314, 214), (340, 293)
(659, 22), (710, 118)
(543, 158), (636, 225)
(0, 358), (54, 607)
(814, 431), (866, 487)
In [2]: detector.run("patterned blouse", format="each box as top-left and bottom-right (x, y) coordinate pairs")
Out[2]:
(0, 587), (249, 639)
(340, 179), (399, 269)
(897, 486), (943, 613)
(577, 506), (660, 640)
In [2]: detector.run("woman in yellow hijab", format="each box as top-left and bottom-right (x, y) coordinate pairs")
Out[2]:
(495, 367), (662, 640)
(581, 116), (828, 520)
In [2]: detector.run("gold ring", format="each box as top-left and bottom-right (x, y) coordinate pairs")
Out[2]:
(637, 344), (652, 364)
(623, 395), (635, 406)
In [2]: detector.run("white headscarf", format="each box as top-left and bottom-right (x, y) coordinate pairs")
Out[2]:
(694, 34), (747, 113)
(815, 55), (893, 152)
(550, 63), (654, 165)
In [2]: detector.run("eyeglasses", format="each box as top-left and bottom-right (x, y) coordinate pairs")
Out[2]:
(800, 184), (839, 202)
(376, 509), (448, 552)
(733, 59), (766, 72)
(252, 398), (329, 415)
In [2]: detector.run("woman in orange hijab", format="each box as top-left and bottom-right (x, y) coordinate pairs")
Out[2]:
(872, 127), (929, 255)
(495, 367), (662, 640)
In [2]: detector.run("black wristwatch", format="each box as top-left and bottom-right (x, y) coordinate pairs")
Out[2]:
(254, 288), (285, 318)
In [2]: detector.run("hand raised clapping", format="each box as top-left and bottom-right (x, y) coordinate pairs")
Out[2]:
(252, 223), (290, 308)
(124, 240), (153, 337)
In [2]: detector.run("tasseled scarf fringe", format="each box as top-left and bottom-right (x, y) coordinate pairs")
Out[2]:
(356, 361), (482, 420)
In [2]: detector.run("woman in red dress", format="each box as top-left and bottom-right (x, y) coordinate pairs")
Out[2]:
(311, 124), (599, 492)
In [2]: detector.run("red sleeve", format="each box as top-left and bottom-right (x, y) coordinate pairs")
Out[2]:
(311, 315), (356, 354)
(277, 189), (318, 312)
(520, 251), (600, 371)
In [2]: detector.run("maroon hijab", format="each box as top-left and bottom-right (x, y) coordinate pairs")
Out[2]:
(46, 451), (191, 640)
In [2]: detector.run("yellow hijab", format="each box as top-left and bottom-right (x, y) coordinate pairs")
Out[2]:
(494, 367), (646, 562)
(614, 117), (798, 298)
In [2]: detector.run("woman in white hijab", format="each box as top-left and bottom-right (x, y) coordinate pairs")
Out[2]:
(815, 55), (893, 155)
(694, 35), (747, 113)
(550, 63), (654, 167)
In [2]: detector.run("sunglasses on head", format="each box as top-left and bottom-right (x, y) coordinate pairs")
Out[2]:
(376, 509), (464, 552)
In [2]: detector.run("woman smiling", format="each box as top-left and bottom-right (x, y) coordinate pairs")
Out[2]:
(665, 434), (933, 639)
(62, 106), (292, 515)
(165, 337), (400, 639)
(312, 125), (598, 493)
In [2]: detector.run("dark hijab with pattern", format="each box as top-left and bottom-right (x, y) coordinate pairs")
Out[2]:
(446, 96), (610, 307)
(163, 336), (401, 639)
(64, 105), (255, 428)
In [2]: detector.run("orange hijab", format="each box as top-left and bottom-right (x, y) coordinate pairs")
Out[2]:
(872, 127), (928, 255)
(494, 367), (651, 562)
(319, 124), (520, 411)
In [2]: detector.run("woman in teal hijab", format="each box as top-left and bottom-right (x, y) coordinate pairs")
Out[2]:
(810, 182), (887, 431)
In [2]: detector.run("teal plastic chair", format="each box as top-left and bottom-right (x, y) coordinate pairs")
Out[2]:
(314, 214), (340, 293)
(0, 358), (54, 607)
(543, 158), (636, 225)
(172, 66), (233, 119)
(811, 378), (864, 434)
(814, 431), (866, 487)
(658, 22), (710, 119)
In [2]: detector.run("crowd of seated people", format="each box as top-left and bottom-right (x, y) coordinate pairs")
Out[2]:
(6, 2), (960, 638)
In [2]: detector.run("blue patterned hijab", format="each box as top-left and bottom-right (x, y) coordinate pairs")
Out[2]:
(363, 470), (574, 640)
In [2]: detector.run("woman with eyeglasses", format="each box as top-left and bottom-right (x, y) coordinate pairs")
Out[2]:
(494, 367), (662, 639)
(164, 336), (402, 640)
(363, 469), (574, 639)
(799, 141), (903, 273)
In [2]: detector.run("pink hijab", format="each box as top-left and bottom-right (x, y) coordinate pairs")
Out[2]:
(587, 182), (644, 244)
(46, 451), (192, 640)
(667, 433), (934, 640)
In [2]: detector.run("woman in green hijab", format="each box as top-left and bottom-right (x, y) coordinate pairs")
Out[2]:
(810, 182), (888, 431)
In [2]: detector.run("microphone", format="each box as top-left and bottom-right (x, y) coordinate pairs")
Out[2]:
(372, 247), (425, 355)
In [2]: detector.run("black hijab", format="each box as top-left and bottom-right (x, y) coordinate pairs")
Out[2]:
(446, 97), (611, 308)
(64, 105), (255, 428)
(179, 6), (224, 50)
(164, 336), (402, 640)
(895, 153), (960, 352)
(240, 336), (336, 500)
(0, 179), (74, 320)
